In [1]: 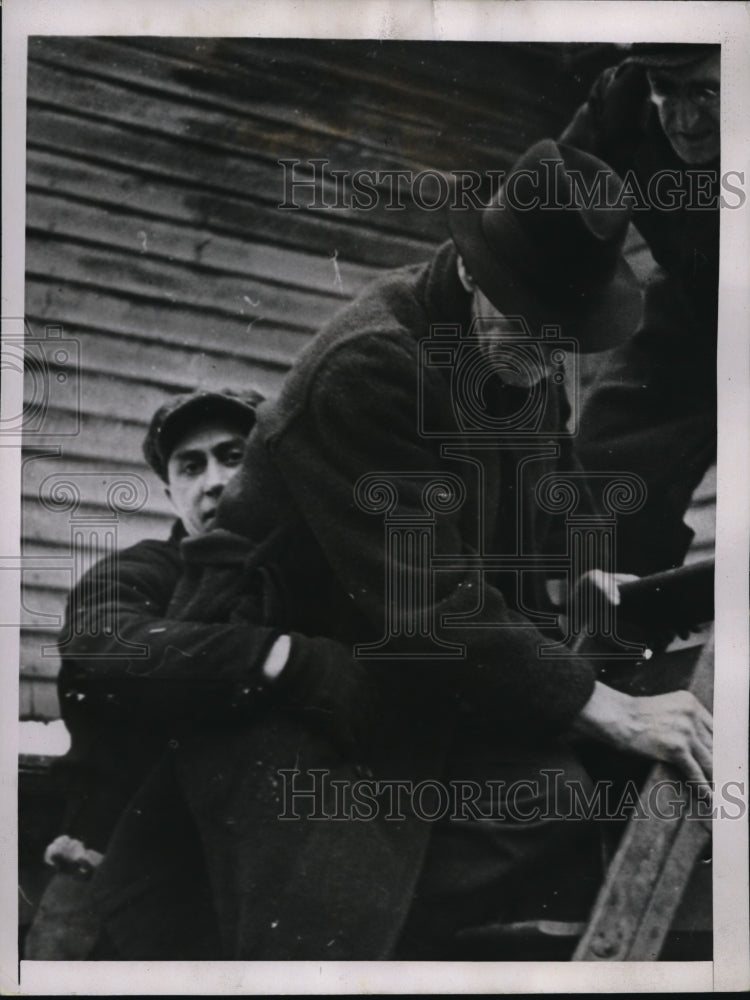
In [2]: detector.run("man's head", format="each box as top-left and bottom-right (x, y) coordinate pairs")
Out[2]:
(448, 138), (643, 356)
(629, 44), (720, 164)
(455, 262), (547, 387)
(142, 389), (263, 536)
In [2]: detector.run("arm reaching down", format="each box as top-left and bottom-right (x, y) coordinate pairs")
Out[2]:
(571, 681), (713, 793)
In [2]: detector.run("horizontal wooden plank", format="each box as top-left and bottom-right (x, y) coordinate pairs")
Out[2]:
(29, 38), (573, 173)
(20, 407), (272, 468)
(19, 410), (151, 459)
(20, 588), (68, 634)
(25, 281), (311, 374)
(18, 366), (219, 435)
(190, 38), (575, 148)
(20, 678), (60, 721)
(26, 150), (434, 269)
(20, 322), (293, 424)
(21, 452), (174, 518)
(27, 190), (380, 300)
(20, 635), (62, 681)
(21, 313), (287, 410)
(26, 235), (349, 333)
(22, 499), (174, 551)
(27, 49), (437, 178)
(26, 102), (448, 247)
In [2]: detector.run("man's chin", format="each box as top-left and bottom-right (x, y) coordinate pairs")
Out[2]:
(670, 136), (719, 165)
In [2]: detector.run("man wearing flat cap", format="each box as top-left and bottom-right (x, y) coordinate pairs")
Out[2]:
(26, 387), (372, 959)
(561, 43), (720, 576)
(96, 140), (713, 961)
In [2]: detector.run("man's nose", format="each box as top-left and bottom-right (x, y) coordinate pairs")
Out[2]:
(670, 96), (701, 132)
(203, 458), (229, 495)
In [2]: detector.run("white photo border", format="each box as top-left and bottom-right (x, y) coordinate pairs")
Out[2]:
(2, 0), (748, 994)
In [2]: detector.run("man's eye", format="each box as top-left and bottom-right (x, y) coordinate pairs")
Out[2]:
(180, 461), (202, 476)
(649, 75), (676, 98)
(694, 84), (719, 102)
(224, 449), (244, 467)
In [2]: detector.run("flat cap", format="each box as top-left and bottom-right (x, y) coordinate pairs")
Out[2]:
(626, 43), (719, 68)
(143, 388), (264, 481)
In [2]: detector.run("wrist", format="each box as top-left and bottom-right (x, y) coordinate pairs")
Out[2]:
(570, 680), (636, 748)
(262, 634), (291, 682)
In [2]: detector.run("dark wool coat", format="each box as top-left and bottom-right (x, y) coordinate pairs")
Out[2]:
(560, 61), (718, 319)
(561, 62), (718, 574)
(55, 522), (278, 854)
(93, 240), (601, 960)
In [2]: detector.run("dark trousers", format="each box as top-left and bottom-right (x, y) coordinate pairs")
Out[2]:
(395, 739), (603, 959)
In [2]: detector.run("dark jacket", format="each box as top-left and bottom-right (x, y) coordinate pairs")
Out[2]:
(96, 241), (600, 960)
(560, 61), (718, 323)
(562, 62), (718, 574)
(55, 521), (278, 853)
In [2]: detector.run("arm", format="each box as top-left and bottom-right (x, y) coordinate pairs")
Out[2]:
(268, 333), (597, 733)
(58, 535), (279, 726)
(572, 680), (713, 792)
(60, 534), (380, 753)
(559, 65), (619, 154)
(559, 63), (650, 167)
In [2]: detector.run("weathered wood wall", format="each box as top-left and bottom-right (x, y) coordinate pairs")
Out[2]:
(20, 38), (714, 718)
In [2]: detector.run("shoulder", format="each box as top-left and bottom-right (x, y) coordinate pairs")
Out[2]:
(71, 530), (183, 598)
(111, 532), (182, 572)
(261, 264), (433, 443)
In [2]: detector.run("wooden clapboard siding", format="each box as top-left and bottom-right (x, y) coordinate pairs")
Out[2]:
(684, 464), (717, 565)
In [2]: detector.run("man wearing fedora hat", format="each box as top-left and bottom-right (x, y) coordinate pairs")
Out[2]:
(560, 43), (720, 577)
(88, 142), (712, 960)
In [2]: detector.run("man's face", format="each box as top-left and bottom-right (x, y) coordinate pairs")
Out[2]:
(471, 286), (553, 387)
(165, 419), (246, 536)
(647, 52), (720, 165)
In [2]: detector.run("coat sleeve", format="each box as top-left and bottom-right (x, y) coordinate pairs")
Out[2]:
(559, 63), (651, 168)
(558, 66), (617, 154)
(269, 333), (596, 731)
(57, 536), (279, 726)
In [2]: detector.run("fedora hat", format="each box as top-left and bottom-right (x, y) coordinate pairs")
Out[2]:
(448, 139), (643, 352)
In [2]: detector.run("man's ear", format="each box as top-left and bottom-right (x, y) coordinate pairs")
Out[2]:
(456, 255), (476, 294)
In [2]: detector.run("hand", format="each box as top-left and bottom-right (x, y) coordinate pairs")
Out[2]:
(573, 569), (640, 632)
(43, 835), (104, 880)
(572, 681), (713, 794)
(268, 634), (381, 757)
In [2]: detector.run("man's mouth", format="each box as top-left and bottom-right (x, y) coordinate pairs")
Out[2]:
(677, 130), (712, 145)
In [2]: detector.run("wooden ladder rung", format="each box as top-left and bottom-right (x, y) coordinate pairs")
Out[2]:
(573, 628), (714, 961)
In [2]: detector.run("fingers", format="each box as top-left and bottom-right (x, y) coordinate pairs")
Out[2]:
(586, 569), (620, 605)
(693, 735), (713, 783)
(43, 835), (103, 879)
(666, 694), (713, 787)
(696, 701), (713, 734)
